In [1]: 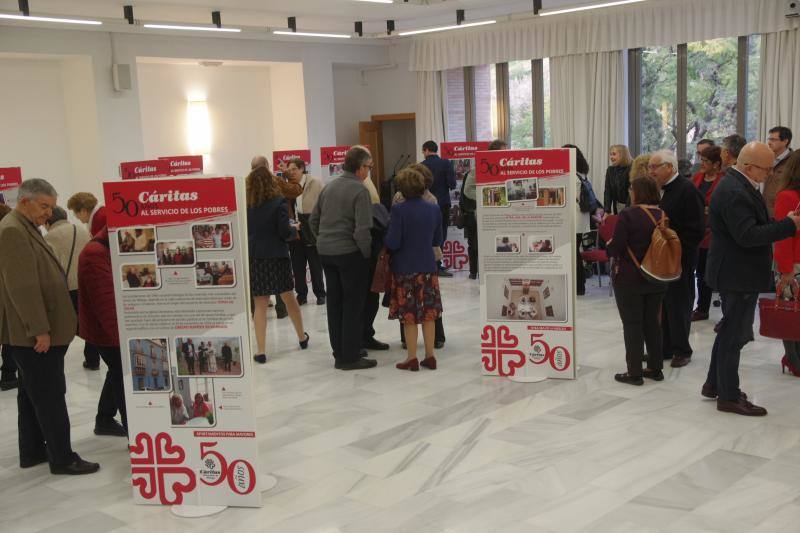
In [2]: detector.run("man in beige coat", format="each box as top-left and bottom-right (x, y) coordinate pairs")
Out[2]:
(44, 206), (101, 371)
(282, 157), (326, 306)
(0, 179), (99, 475)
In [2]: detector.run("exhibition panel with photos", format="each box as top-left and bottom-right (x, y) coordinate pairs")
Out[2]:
(272, 149), (311, 176)
(320, 145), (350, 183)
(441, 141), (490, 273)
(476, 148), (577, 382)
(104, 175), (261, 508)
(0, 166), (22, 207)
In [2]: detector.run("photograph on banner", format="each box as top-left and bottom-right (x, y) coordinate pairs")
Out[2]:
(117, 227), (156, 254)
(320, 146), (350, 182)
(105, 176), (261, 507)
(174, 336), (242, 377)
(495, 235), (521, 254)
(475, 148), (577, 380)
(192, 222), (233, 250)
(484, 274), (568, 322)
(121, 263), (160, 289)
(128, 338), (171, 392)
(0, 167), (23, 208)
(170, 376), (216, 427)
(156, 240), (196, 266)
(195, 260), (236, 288)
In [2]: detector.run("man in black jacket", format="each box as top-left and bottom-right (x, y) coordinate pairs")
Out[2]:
(703, 142), (800, 416)
(649, 150), (706, 368)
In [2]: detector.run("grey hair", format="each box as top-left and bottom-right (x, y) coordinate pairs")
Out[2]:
(722, 134), (747, 159)
(18, 178), (58, 200)
(250, 155), (268, 170)
(343, 145), (372, 173)
(46, 205), (68, 225)
(651, 150), (679, 172)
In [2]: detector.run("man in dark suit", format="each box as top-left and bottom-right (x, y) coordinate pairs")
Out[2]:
(421, 140), (456, 277)
(0, 179), (100, 474)
(649, 150), (706, 367)
(704, 142), (800, 416)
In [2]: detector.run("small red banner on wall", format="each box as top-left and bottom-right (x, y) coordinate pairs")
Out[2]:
(475, 149), (571, 186)
(273, 150), (311, 171)
(440, 142), (491, 160)
(158, 155), (204, 175)
(103, 177), (237, 229)
(120, 156), (204, 180)
(320, 146), (350, 165)
(0, 167), (23, 191)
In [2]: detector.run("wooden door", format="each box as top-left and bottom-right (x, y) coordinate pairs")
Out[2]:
(359, 121), (384, 189)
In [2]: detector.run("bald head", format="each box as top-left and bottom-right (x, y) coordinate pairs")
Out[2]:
(736, 142), (774, 183)
(251, 155), (268, 170)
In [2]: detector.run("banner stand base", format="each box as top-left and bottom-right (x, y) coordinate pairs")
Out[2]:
(260, 473), (278, 492)
(508, 375), (548, 383)
(171, 505), (227, 518)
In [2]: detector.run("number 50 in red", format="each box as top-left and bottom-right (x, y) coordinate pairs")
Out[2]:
(199, 442), (256, 495)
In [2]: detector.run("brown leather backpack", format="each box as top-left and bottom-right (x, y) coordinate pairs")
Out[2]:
(627, 206), (682, 284)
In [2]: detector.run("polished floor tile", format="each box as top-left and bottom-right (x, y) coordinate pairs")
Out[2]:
(1, 273), (800, 532)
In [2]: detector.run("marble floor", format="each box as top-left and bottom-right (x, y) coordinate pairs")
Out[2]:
(2, 273), (800, 533)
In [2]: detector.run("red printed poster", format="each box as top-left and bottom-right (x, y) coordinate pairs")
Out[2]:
(475, 148), (576, 381)
(320, 146), (350, 182)
(120, 156), (205, 180)
(439, 142), (491, 272)
(158, 155), (204, 176)
(104, 176), (261, 507)
(272, 149), (311, 174)
(0, 167), (22, 207)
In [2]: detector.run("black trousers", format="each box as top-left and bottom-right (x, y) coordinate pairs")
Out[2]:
(613, 284), (665, 376)
(465, 218), (479, 276)
(706, 292), (758, 401)
(695, 248), (713, 313)
(1, 343), (16, 378)
(662, 249), (698, 359)
(438, 205), (450, 270)
(68, 290), (100, 367)
(9, 345), (73, 467)
(576, 233), (586, 292)
(289, 240), (326, 300)
(96, 346), (127, 430)
(785, 340), (800, 368)
(320, 252), (369, 363)
(363, 254), (380, 342)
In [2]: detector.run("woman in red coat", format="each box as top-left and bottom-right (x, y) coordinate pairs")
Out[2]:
(691, 145), (723, 321)
(78, 226), (127, 436)
(775, 152), (800, 376)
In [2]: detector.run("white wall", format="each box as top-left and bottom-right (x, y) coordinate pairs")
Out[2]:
(270, 63), (309, 151)
(0, 57), (75, 201)
(137, 62), (285, 178)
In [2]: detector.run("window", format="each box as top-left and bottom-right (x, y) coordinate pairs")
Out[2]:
(508, 60), (533, 148)
(686, 38), (738, 159)
(746, 35), (761, 142)
(473, 64), (498, 141)
(444, 68), (467, 142)
(641, 46), (678, 154)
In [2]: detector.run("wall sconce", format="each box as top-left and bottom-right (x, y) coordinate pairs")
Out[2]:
(187, 99), (211, 155)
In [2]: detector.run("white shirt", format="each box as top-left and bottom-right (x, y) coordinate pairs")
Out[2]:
(731, 167), (759, 190)
(295, 175), (308, 215)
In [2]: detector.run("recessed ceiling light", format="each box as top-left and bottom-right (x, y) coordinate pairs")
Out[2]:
(540, 0), (647, 17)
(0, 13), (102, 25)
(398, 20), (496, 37)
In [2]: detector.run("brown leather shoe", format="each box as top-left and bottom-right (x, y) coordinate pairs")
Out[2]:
(717, 398), (767, 416)
(701, 383), (748, 400)
(670, 355), (691, 368)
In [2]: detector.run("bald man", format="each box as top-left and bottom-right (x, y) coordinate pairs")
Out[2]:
(703, 142), (800, 416)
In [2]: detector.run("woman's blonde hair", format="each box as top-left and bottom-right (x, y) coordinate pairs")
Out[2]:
(67, 192), (98, 213)
(395, 167), (427, 199)
(629, 154), (651, 180)
(246, 167), (282, 208)
(610, 144), (633, 167)
(408, 163), (434, 189)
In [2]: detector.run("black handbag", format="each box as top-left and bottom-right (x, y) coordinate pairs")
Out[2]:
(297, 213), (316, 246)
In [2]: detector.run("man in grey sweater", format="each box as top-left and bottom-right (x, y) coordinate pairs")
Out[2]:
(310, 145), (376, 370)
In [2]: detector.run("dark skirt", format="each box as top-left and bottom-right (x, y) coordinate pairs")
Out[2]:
(389, 273), (443, 325)
(249, 257), (294, 296)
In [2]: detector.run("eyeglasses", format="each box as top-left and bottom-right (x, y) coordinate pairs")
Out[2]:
(362, 163), (374, 169)
(646, 162), (669, 170)
(767, 137), (781, 142)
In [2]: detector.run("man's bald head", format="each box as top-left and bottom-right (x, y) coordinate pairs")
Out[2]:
(736, 142), (774, 183)
(251, 155), (268, 170)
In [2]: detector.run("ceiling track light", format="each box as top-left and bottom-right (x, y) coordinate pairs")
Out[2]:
(1, 1), (103, 26)
(386, 19), (395, 35)
(18, 0), (29, 16)
(398, 19), (496, 37)
(212, 11), (221, 28)
(533, 0), (542, 15)
(143, 23), (240, 32)
(539, 0), (647, 17)
(355, 21), (363, 37)
(123, 5), (133, 24)
(288, 16), (296, 32)
(456, 9), (465, 25)
(272, 30), (351, 39)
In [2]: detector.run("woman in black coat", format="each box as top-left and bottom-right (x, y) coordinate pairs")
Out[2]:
(603, 144), (633, 214)
(247, 167), (309, 363)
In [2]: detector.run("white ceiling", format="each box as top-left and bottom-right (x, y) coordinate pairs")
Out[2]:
(0, 0), (595, 34)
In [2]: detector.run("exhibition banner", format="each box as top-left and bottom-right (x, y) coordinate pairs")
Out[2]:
(120, 156), (204, 180)
(475, 148), (576, 380)
(104, 176), (261, 508)
(272, 149), (311, 174)
(0, 166), (22, 207)
(440, 142), (491, 272)
(320, 145), (350, 182)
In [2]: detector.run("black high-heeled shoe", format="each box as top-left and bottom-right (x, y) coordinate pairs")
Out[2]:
(253, 354), (267, 364)
(299, 332), (310, 350)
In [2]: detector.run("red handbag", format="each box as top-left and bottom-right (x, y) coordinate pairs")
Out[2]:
(371, 247), (391, 294)
(759, 281), (800, 341)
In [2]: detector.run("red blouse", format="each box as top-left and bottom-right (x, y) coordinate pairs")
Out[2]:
(774, 189), (800, 274)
